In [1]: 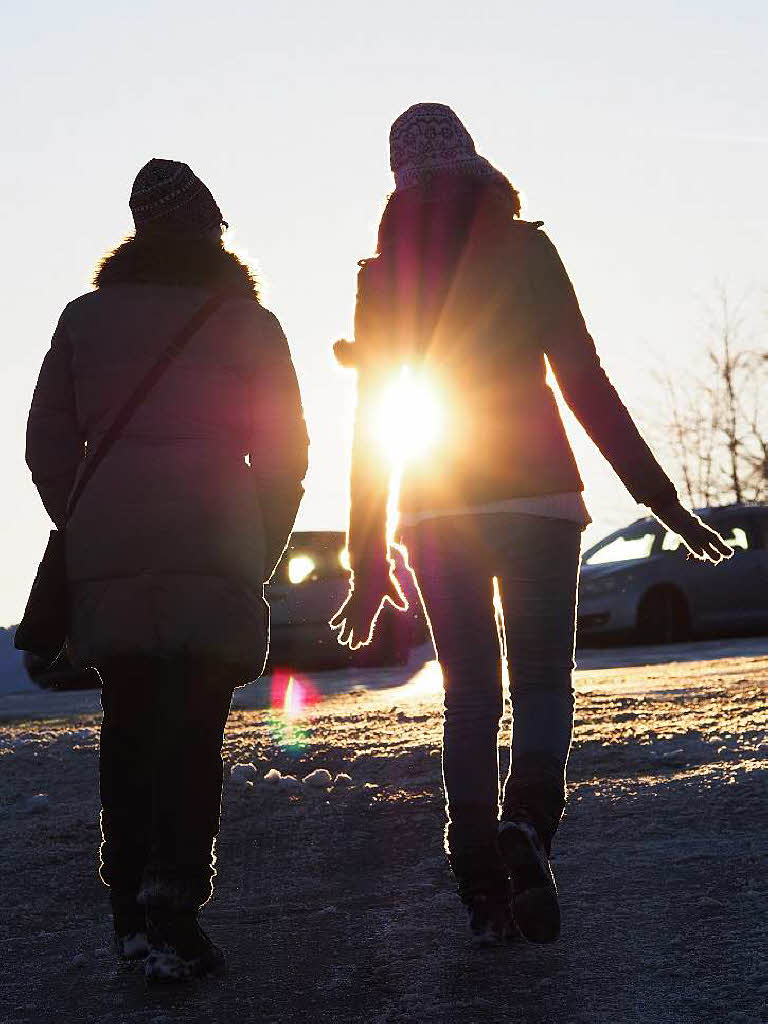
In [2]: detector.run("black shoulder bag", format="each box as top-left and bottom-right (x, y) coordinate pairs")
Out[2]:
(15, 293), (228, 661)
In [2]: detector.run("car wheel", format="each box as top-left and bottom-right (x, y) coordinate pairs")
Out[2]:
(636, 588), (690, 644)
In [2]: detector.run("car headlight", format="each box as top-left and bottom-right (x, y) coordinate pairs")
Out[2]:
(580, 575), (621, 598)
(288, 555), (315, 585)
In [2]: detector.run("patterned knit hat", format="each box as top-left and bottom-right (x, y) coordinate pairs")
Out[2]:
(129, 159), (224, 234)
(389, 103), (504, 192)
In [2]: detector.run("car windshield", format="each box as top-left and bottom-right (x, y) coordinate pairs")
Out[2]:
(584, 529), (658, 565)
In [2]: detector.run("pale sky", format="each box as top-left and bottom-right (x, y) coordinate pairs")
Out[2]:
(2, 1), (767, 624)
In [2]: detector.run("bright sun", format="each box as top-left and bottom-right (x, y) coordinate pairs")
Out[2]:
(374, 367), (444, 465)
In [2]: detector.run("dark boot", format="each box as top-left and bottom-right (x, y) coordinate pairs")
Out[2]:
(111, 893), (148, 961)
(139, 875), (225, 983)
(453, 857), (516, 945)
(144, 906), (225, 983)
(498, 817), (560, 943)
(500, 753), (565, 943)
(447, 808), (516, 945)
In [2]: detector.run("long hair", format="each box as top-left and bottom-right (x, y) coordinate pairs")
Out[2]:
(93, 232), (259, 300)
(374, 172), (520, 258)
(334, 173), (520, 368)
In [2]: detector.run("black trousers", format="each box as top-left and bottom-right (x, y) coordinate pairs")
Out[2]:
(98, 656), (235, 912)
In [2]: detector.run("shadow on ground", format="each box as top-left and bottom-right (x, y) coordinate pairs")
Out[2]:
(1, 654), (765, 1024)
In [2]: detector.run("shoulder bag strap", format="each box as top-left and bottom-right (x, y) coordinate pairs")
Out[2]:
(64, 291), (229, 522)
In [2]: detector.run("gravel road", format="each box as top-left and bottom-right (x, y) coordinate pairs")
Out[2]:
(1, 640), (766, 1024)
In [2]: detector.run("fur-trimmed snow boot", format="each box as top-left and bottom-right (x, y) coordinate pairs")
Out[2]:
(458, 874), (516, 945)
(138, 873), (225, 982)
(449, 841), (516, 945)
(144, 906), (225, 983)
(111, 897), (149, 961)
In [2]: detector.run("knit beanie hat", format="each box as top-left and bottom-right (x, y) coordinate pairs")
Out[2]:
(389, 103), (505, 192)
(129, 159), (224, 234)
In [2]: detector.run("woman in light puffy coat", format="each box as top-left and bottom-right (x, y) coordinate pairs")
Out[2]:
(25, 159), (308, 980)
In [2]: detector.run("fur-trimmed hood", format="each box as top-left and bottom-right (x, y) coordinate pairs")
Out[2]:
(94, 234), (259, 299)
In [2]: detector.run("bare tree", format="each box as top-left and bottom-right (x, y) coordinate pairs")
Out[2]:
(656, 288), (768, 508)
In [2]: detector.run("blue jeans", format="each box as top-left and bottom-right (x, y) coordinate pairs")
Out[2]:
(403, 511), (583, 851)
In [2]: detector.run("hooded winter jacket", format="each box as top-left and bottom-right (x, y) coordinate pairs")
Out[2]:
(26, 251), (308, 679)
(341, 194), (677, 572)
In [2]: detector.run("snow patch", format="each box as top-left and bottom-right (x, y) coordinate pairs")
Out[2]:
(303, 768), (332, 788)
(64, 728), (96, 744)
(25, 793), (50, 813)
(230, 762), (259, 785)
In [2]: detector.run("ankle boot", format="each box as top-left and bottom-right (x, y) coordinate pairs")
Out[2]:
(447, 815), (515, 945)
(144, 906), (225, 982)
(110, 894), (148, 960)
(139, 875), (225, 982)
(498, 816), (560, 943)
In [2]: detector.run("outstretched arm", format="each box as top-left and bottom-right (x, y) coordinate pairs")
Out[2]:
(531, 229), (730, 562)
(26, 315), (84, 529)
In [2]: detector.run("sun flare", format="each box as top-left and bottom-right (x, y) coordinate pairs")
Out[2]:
(375, 367), (444, 465)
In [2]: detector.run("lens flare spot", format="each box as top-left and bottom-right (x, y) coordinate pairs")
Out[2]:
(268, 671), (321, 751)
(283, 676), (304, 718)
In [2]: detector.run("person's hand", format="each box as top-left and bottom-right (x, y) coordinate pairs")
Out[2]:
(655, 501), (734, 563)
(329, 565), (408, 649)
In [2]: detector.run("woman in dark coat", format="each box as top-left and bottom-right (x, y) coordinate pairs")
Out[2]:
(331, 104), (730, 944)
(25, 159), (308, 980)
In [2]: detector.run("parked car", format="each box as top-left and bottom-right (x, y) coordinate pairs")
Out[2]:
(577, 503), (768, 644)
(266, 530), (426, 670)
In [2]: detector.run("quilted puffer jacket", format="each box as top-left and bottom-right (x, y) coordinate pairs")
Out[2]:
(26, 247), (308, 681)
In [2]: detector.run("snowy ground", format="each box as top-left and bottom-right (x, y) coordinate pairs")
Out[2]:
(0, 638), (766, 1024)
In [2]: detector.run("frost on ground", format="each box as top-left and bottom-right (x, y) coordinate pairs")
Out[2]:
(0, 641), (766, 1024)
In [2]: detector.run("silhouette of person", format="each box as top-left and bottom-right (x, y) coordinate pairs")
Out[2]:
(331, 103), (731, 943)
(25, 159), (308, 978)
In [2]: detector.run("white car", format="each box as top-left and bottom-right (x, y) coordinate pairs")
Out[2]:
(578, 503), (768, 643)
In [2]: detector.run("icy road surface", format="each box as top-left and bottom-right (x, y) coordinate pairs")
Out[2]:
(0, 637), (766, 1023)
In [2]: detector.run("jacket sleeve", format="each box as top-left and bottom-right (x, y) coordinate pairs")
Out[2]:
(249, 311), (309, 579)
(347, 371), (391, 577)
(25, 313), (84, 529)
(529, 229), (678, 513)
(345, 265), (392, 576)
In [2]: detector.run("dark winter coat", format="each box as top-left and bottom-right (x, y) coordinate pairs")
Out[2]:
(26, 240), (308, 679)
(341, 194), (677, 571)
